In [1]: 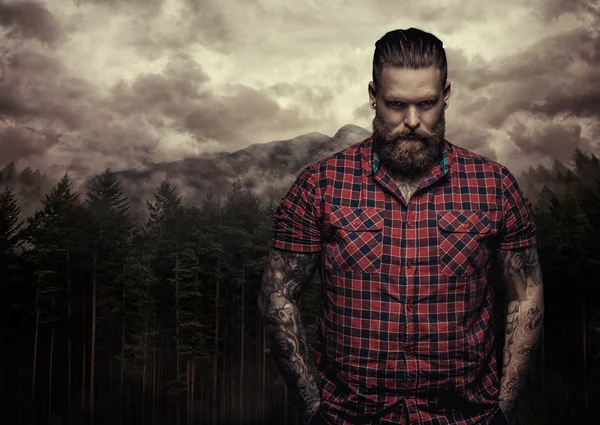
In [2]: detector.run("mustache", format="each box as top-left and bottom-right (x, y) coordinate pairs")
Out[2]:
(372, 114), (435, 141)
(386, 127), (433, 142)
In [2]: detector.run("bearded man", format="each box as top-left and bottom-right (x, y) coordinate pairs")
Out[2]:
(258, 28), (544, 425)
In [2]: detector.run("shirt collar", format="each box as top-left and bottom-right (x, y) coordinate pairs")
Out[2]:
(361, 136), (452, 180)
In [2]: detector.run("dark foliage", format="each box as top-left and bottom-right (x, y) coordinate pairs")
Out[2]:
(0, 149), (599, 424)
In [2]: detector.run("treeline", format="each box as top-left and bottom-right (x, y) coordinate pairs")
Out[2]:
(518, 150), (600, 424)
(0, 148), (599, 425)
(0, 169), (318, 425)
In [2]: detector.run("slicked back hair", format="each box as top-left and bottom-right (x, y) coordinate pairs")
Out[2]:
(372, 28), (447, 90)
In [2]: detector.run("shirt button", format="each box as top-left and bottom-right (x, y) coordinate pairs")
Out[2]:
(407, 221), (414, 228)
(407, 259), (415, 268)
(405, 344), (414, 355)
(407, 304), (414, 312)
(461, 223), (468, 228)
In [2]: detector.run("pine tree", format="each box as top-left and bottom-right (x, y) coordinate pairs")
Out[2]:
(198, 188), (226, 425)
(0, 184), (27, 423)
(144, 179), (184, 419)
(0, 185), (24, 259)
(121, 228), (158, 424)
(0, 162), (17, 186)
(177, 212), (203, 425)
(20, 173), (90, 425)
(85, 169), (134, 425)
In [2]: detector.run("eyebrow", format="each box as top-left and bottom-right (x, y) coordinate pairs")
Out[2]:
(386, 95), (439, 103)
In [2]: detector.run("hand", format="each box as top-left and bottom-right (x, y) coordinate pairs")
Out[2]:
(498, 401), (513, 424)
(301, 402), (321, 425)
(498, 376), (519, 420)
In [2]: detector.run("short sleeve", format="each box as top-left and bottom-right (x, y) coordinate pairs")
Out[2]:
(499, 167), (537, 250)
(270, 166), (322, 253)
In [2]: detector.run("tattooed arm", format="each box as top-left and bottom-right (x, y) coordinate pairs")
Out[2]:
(257, 246), (322, 425)
(497, 245), (544, 422)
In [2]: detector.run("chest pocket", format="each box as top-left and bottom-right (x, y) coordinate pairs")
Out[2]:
(327, 206), (384, 273)
(437, 210), (493, 277)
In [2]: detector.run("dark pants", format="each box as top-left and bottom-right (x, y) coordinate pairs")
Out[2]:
(308, 410), (329, 425)
(309, 408), (508, 424)
(489, 408), (509, 425)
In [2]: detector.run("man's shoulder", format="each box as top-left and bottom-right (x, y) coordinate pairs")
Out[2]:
(448, 140), (509, 177)
(304, 137), (369, 174)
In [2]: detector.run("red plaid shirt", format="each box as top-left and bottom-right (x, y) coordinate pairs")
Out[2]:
(270, 137), (537, 425)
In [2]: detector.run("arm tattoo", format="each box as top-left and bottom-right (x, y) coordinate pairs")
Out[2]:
(518, 344), (535, 357)
(524, 306), (541, 335)
(497, 245), (544, 421)
(257, 247), (321, 424)
(498, 246), (543, 299)
(505, 302), (519, 346)
(503, 301), (519, 368)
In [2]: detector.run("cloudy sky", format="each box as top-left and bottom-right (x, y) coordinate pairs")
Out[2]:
(0, 0), (599, 182)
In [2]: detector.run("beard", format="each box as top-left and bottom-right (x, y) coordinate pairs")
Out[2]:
(372, 110), (446, 179)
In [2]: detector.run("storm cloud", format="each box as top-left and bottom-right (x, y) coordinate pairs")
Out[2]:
(0, 0), (598, 183)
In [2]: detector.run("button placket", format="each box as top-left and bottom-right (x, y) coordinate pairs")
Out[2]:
(405, 211), (417, 273)
(404, 207), (418, 377)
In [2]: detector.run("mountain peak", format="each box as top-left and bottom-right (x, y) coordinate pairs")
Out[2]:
(333, 124), (370, 141)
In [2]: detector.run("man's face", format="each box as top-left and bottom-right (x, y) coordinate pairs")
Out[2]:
(369, 65), (451, 178)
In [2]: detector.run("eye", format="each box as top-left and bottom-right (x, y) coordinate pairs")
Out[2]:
(421, 100), (435, 107)
(388, 101), (406, 108)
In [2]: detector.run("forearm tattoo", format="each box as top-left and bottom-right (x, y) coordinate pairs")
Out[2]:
(497, 245), (544, 421)
(503, 302), (519, 368)
(505, 302), (519, 346)
(524, 306), (542, 335)
(497, 246), (543, 299)
(257, 247), (321, 424)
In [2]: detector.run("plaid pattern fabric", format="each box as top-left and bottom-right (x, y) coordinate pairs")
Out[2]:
(270, 137), (537, 425)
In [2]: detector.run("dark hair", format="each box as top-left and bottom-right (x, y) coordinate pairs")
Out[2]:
(372, 28), (447, 90)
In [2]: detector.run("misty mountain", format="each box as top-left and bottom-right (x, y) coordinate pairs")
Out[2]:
(109, 123), (371, 216)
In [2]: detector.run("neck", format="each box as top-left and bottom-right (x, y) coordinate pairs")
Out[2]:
(392, 172), (426, 202)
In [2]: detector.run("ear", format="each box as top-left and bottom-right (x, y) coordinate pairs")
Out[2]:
(368, 81), (377, 105)
(443, 80), (451, 108)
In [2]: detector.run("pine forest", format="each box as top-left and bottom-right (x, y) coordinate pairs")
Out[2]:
(1, 148), (599, 425)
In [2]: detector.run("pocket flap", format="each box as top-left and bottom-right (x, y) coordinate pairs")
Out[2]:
(330, 206), (384, 231)
(437, 210), (491, 233)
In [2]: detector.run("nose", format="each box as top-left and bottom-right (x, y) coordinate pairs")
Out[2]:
(404, 106), (420, 130)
